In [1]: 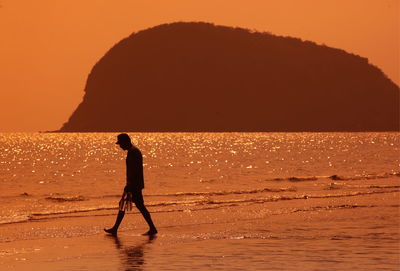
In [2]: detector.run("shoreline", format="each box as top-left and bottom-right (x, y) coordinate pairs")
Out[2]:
(1, 190), (399, 270)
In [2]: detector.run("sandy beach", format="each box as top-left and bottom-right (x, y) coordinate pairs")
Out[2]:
(1, 178), (398, 270)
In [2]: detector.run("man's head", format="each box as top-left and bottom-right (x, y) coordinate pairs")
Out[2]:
(116, 133), (132, 150)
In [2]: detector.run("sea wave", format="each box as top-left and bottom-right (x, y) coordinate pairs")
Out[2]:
(265, 172), (399, 182)
(152, 187), (298, 197)
(45, 196), (86, 202)
(1, 172), (397, 200)
(0, 215), (31, 225)
(1, 188), (398, 226)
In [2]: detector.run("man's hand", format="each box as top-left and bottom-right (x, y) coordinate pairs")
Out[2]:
(126, 192), (132, 202)
(119, 191), (133, 211)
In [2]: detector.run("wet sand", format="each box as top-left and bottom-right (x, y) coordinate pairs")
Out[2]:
(1, 181), (398, 271)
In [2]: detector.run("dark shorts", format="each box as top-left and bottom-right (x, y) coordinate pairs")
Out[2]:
(131, 189), (144, 205)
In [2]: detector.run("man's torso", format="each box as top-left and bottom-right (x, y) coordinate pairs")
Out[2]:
(125, 146), (144, 191)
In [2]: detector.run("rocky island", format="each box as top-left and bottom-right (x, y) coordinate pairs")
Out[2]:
(59, 22), (399, 132)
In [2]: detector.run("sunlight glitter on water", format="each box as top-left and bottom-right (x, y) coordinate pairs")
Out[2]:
(1, 132), (399, 192)
(0, 132), (398, 226)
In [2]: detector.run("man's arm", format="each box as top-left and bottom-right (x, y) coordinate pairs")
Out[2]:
(124, 149), (141, 192)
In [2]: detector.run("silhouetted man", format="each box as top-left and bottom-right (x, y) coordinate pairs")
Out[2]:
(105, 133), (157, 235)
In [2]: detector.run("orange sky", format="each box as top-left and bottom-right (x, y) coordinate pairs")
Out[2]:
(0, 0), (398, 132)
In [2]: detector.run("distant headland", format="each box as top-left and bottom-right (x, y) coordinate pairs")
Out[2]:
(58, 22), (399, 132)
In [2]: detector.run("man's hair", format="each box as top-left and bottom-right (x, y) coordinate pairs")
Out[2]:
(116, 133), (132, 144)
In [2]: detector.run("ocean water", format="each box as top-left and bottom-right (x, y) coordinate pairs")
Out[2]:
(0, 132), (398, 226)
(0, 132), (399, 270)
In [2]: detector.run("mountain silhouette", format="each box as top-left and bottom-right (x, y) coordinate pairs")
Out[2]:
(59, 22), (399, 132)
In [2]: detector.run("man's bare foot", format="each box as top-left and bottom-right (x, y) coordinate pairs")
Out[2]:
(104, 228), (118, 235)
(142, 229), (157, 236)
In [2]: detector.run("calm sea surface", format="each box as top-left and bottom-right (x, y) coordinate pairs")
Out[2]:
(0, 132), (399, 270)
(0, 132), (398, 224)
(0, 132), (399, 224)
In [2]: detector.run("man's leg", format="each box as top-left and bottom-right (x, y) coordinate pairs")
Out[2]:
(135, 202), (157, 235)
(104, 210), (125, 235)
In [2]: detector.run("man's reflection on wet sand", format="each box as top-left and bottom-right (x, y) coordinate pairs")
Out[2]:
(107, 234), (156, 271)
